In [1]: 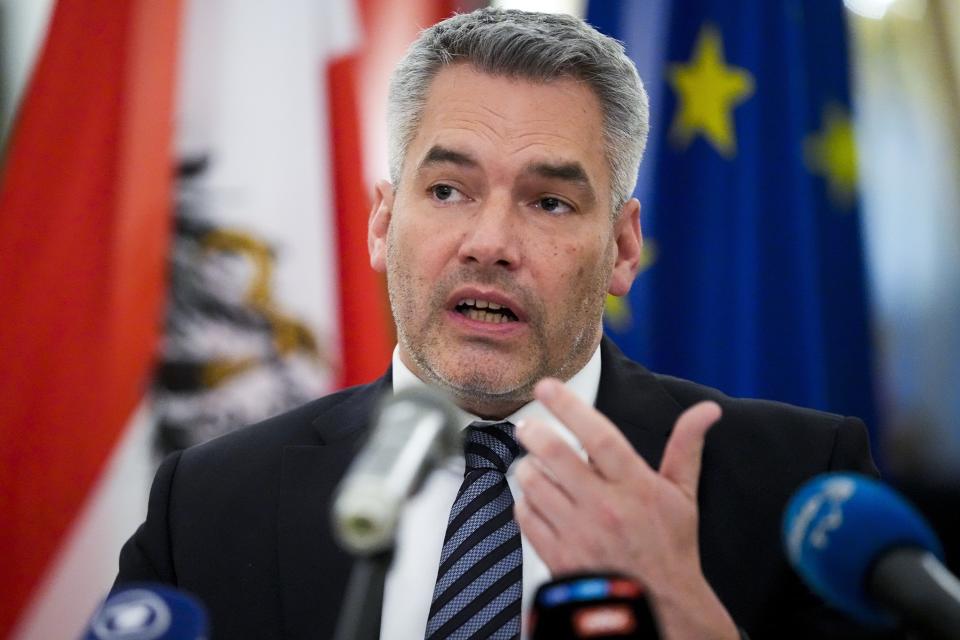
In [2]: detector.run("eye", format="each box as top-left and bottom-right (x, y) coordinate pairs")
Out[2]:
(534, 196), (574, 215)
(429, 184), (467, 203)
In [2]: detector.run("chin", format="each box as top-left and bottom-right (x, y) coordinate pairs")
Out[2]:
(449, 387), (534, 421)
(430, 361), (537, 414)
(444, 367), (532, 398)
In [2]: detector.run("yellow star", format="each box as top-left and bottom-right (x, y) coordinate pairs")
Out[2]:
(604, 294), (630, 331)
(604, 241), (659, 331)
(804, 102), (858, 209)
(667, 25), (755, 158)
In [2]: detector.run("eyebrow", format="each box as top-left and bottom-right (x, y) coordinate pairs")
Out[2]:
(525, 161), (597, 204)
(418, 145), (479, 170)
(417, 145), (598, 205)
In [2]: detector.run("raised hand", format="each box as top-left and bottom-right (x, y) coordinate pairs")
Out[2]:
(514, 378), (738, 640)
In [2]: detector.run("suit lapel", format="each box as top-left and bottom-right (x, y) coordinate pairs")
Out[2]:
(595, 336), (684, 469)
(277, 374), (391, 638)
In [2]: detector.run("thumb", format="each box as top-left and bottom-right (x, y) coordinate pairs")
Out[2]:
(659, 401), (722, 499)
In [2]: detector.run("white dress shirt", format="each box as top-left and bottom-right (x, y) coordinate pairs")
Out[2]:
(380, 346), (601, 639)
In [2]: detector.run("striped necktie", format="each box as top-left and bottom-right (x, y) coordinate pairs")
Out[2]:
(425, 421), (523, 640)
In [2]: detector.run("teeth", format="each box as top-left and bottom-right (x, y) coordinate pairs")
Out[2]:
(456, 297), (516, 322)
(465, 308), (510, 323)
(457, 298), (505, 310)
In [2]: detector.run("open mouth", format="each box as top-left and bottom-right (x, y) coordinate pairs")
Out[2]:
(454, 298), (520, 324)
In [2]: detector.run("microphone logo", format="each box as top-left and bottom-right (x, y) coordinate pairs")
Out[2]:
(785, 475), (855, 561)
(572, 605), (638, 637)
(90, 589), (172, 640)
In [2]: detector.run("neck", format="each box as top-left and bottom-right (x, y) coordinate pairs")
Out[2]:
(456, 396), (528, 421)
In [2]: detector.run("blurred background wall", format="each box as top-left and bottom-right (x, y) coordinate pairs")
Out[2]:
(850, 0), (960, 483)
(1, 0), (958, 637)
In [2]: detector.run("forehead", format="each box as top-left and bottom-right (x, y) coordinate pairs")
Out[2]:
(405, 65), (609, 190)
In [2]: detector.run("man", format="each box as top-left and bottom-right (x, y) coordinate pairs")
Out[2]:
(117, 8), (881, 639)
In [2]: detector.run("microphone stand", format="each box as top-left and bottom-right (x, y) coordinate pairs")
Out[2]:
(333, 548), (394, 640)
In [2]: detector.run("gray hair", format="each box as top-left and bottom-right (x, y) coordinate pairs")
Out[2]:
(387, 8), (650, 214)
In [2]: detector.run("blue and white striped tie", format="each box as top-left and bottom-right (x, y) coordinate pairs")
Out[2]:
(425, 421), (522, 640)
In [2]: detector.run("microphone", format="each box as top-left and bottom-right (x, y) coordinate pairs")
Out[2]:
(529, 573), (659, 639)
(783, 472), (960, 639)
(332, 387), (461, 555)
(82, 584), (208, 640)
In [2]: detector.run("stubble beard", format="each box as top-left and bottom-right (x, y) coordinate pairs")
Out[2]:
(385, 225), (611, 417)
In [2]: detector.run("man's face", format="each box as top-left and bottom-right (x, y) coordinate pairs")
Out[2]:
(369, 65), (641, 417)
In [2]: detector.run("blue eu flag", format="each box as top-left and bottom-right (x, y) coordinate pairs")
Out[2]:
(589, 1), (879, 446)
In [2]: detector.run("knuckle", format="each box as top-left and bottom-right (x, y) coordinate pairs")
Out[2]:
(596, 500), (625, 532)
(591, 431), (619, 453)
(520, 470), (542, 499)
(519, 464), (548, 498)
(541, 438), (569, 460)
(529, 469), (557, 503)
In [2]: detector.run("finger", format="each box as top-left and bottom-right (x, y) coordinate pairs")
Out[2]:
(658, 401), (722, 499)
(514, 497), (569, 573)
(534, 378), (652, 481)
(514, 496), (556, 551)
(514, 457), (577, 527)
(516, 418), (595, 501)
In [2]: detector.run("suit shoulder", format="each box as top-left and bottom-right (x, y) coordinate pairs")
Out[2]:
(652, 373), (877, 472)
(653, 373), (851, 433)
(650, 374), (877, 495)
(177, 377), (385, 469)
(653, 372), (877, 474)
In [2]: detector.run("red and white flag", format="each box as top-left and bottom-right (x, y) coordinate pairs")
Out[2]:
(0, 0), (181, 637)
(1, 0), (456, 637)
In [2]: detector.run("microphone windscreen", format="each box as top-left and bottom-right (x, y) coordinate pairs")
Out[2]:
(83, 584), (208, 640)
(333, 386), (462, 554)
(782, 472), (943, 626)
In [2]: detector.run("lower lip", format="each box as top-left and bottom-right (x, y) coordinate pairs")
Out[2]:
(446, 309), (527, 337)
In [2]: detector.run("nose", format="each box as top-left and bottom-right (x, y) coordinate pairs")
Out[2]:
(457, 199), (521, 269)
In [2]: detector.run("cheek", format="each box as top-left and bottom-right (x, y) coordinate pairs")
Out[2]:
(391, 219), (457, 283)
(534, 242), (600, 300)
(557, 236), (611, 278)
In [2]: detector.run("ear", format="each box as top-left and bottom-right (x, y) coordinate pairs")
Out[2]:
(368, 179), (395, 273)
(607, 197), (643, 297)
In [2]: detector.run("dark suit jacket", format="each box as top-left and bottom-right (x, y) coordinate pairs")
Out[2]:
(117, 338), (886, 639)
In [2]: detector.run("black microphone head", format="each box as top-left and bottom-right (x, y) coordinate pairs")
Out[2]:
(529, 573), (659, 639)
(83, 584), (208, 639)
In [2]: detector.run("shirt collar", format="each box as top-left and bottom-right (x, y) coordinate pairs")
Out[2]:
(390, 344), (602, 456)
